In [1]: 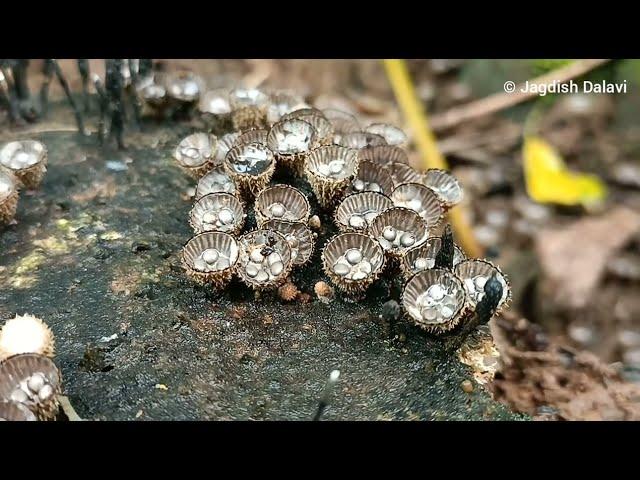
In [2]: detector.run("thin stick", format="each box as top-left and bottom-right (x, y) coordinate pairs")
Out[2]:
(58, 395), (84, 421)
(313, 370), (340, 421)
(430, 59), (610, 131)
(383, 59), (483, 258)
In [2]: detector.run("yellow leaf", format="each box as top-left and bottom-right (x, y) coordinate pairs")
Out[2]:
(523, 136), (607, 207)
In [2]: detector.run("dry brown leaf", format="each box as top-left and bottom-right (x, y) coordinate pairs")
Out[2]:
(535, 207), (640, 309)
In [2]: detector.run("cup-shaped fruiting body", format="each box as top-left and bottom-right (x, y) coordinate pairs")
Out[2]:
(215, 132), (241, 164)
(0, 169), (19, 225)
(388, 162), (423, 186)
(254, 184), (311, 226)
(189, 192), (245, 235)
(137, 73), (168, 115)
(182, 231), (239, 289)
(304, 146), (359, 208)
(323, 108), (361, 139)
(199, 89), (233, 130)
(234, 128), (268, 147)
(321, 232), (385, 294)
(0, 314), (55, 362)
(0, 140), (48, 189)
(365, 123), (407, 147)
(359, 145), (410, 169)
(282, 106), (325, 118)
(230, 88), (269, 131)
(173, 133), (219, 179)
(0, 400), (38, 421)
(262, 220), (315, 267)
(337, 131), (387, 149)
(401, 237), (466, 280)
(368, 207), (429, 259)
(237, 230), (293, 290)
(165, 71), (204, 105)
(423, 168), (464, 210)
(454, 259), (511, 315)
(0, 353), (62, 421)
(224, 142), (276, 198)
(402, 269), (468, 333)
(283, 110), (334, 145)
(391, 183), (444, 228)
(349, 160), (394, 196)
(267, 91), (308, 124)
(195, 166), (237, 200)
(267, 118), (317, 174)
(334, 191), (393, 233)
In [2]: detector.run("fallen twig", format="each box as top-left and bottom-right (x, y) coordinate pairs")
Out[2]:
(58, 395), (84, 421)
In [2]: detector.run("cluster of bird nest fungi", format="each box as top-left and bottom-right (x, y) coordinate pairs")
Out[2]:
(173, 86), (512, 334)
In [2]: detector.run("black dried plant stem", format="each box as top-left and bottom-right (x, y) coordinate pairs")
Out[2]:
(125, 60), (143, 131)
(39, 59), (55, 116)
(11, 60), (30, 100)
(11, 60), (37, 122)
(444, 273), (504, 353)
(313, 370), (340, 421)
(435, 224), (454, 270)
(138, 59), (153, 78)
(92, 74), (108, 145)
(77, 59), (91, 113)
(49, 59), (86, 135)
(105, 59), (125, 149)
(0, 65), (23, 124)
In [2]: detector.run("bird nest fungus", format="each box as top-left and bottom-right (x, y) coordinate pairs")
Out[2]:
(174, 85), (511, 339)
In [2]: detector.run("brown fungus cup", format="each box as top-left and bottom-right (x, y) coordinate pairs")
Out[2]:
(391, 182), (444, 228)
(182, 231), (239, 289)
(266, 91), (308, 124)
(334, 191), (393, 233)
(173, 133), (219, 179)
(0, 169), (19, 225)
(234, 128), (268, 147)
(195, 166), (237, 200)
(358, 145), (410, 169)
(322, 232), (385, 294)
(304, 145), (359, 208)
(236, 230), (293, 290)
(198, 88), (233, 130)
(401, 237), (466, 280)
(267, 118), (317, 175)
(322, 108), (361, 138)
(0, 353), (62, 421)
(0, 314), (55, 362)
(349, 160), (395, 196)
(189, 192), (245, 235)
(454, 259), (511, 316)
(254, 184), (310, 227)
(0, 400), (38, 421)
(365, 123), (407, 147)
(337, 131), (387, 149)
(368, 207), (429, 259)
(423, 168), (464, 211)
(0, 140), (48, 189)
(224, 142), (276, 198)
(165, 71), (204, 106)
(402, 268), (468, 334)
(229, 88), (269, 131)
(283, 110), (334, 145)
(387, 162), (423, 186)
(215, 132), (240, 164)
(262, 219), (315, 267)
